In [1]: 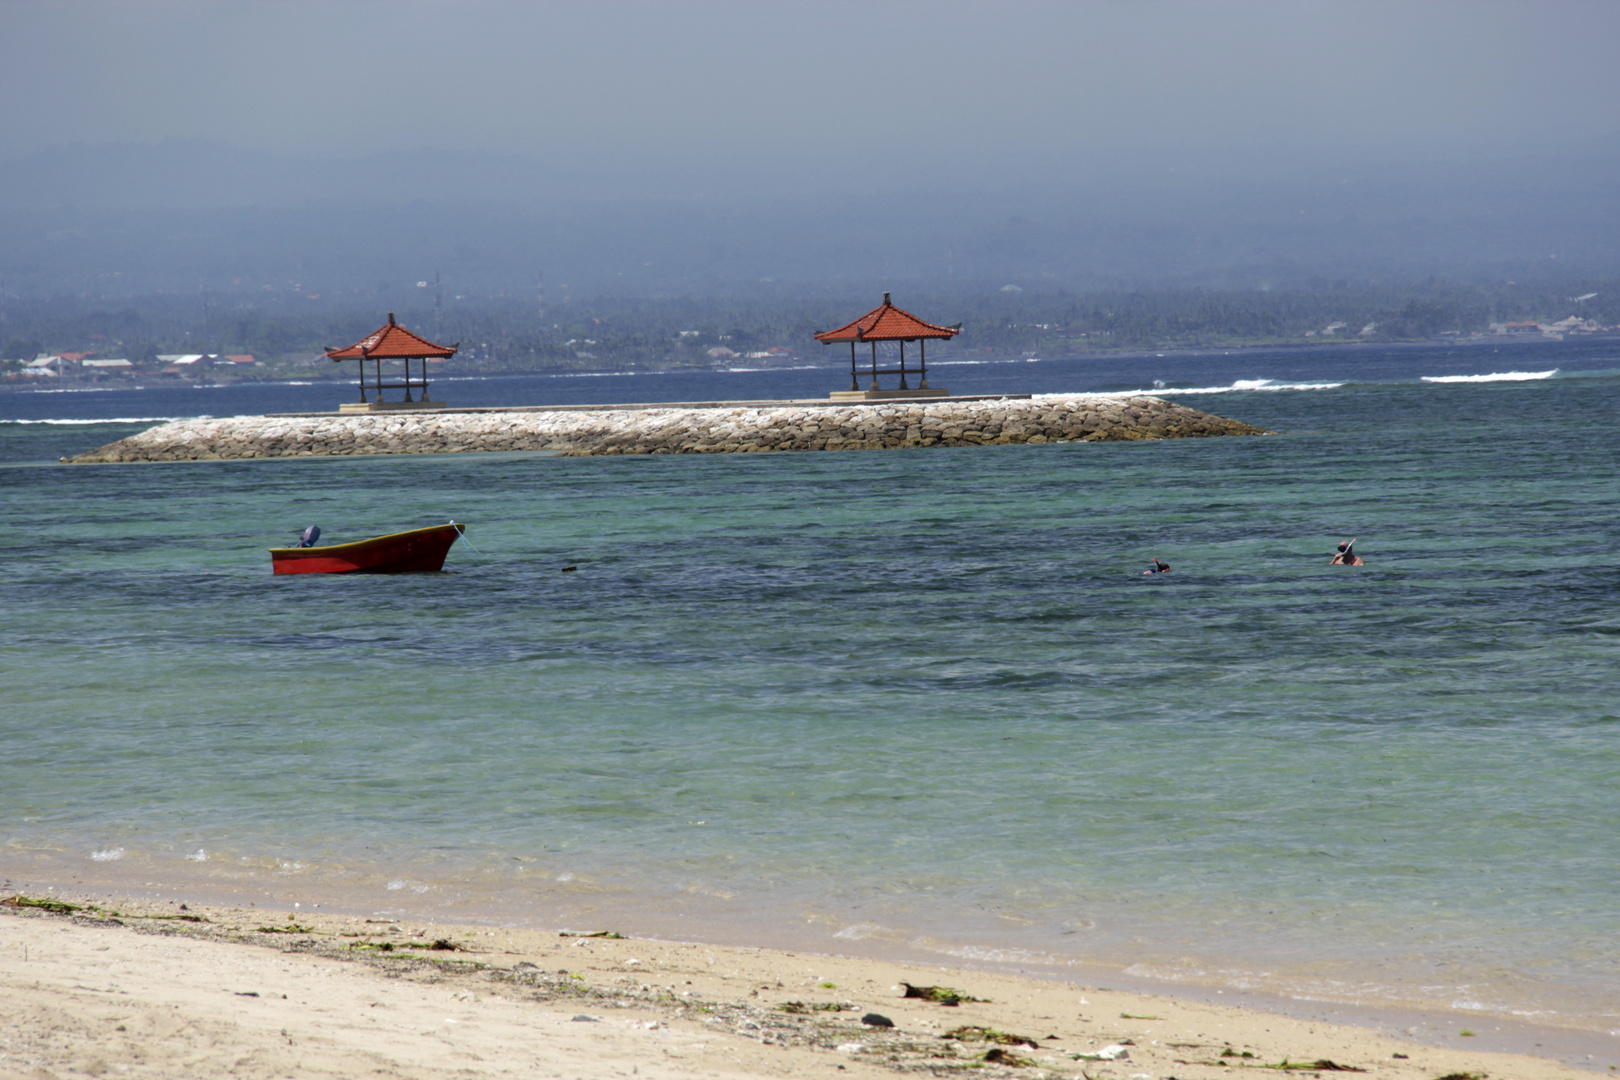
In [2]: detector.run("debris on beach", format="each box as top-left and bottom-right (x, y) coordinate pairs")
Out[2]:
(1, 894), (82, 915)
(2, 894), (208, 924)
(1076, 1042), (1133, 1060)
(900, 981), (986, 1005)
(942, 1025), (1041, 1048)
(981, 1046), (1038, 1067)
(777, 1000), (853, 1014)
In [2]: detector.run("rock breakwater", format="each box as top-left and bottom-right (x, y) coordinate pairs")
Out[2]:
(65, 395), (1265, 464)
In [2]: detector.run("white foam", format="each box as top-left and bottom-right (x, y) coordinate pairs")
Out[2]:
(1125, 962), (1209, 982)
(908, 938), (1060, 965)
(21, 386), (134, 395)
(90, 847), (125, 861)
(2, 417), (188, 426)
(1033, 379), (1342, 400)
(1149, 379), (1345, 395)
(1421, 369), (1558, 383)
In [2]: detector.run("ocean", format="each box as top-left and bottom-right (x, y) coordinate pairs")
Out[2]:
(2, 339), (1617, 1045)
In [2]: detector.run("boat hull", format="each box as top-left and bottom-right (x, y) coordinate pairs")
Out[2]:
(269, 523), (464, 575)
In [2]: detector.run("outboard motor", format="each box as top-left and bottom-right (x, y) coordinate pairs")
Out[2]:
(298, 525), (322, 548)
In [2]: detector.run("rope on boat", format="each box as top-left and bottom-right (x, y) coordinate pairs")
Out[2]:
(450, 520), (483, 564)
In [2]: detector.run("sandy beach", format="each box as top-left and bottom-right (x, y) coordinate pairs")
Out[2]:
(2, 891), (1603, 1080)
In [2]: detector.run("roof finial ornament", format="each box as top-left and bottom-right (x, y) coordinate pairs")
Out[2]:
(388, 312), (396, 325)
(883, 291), (891, 306)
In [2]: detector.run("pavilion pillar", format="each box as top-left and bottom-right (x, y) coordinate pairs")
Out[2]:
(918, 339), (929, 390)
(869, 341), (880, 390)
(849, 342), (859, 391)
(898, 340), (909, 389)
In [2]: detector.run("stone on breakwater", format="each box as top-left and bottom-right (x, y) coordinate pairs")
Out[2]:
(64, 395), (1266, 464)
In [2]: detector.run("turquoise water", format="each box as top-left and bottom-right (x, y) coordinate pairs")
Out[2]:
(2, 345), (1618, 1035)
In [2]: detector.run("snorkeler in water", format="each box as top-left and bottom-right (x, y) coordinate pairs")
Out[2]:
(1330, 538), (1364, 566)
(1143, 558), (1172, 575)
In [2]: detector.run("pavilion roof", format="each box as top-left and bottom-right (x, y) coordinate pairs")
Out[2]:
(326, 313), (458, 360)
(814, 292), (960, 343)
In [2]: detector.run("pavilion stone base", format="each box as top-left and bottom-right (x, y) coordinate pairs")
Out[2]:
(829, 387), (949, 401)
(338, 399), (449, 414)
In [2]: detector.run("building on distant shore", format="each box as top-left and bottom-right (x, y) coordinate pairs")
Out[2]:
(22, 352), (90, 376)
(22, 356), (63, 376)
(1489, 321), (1559, 339)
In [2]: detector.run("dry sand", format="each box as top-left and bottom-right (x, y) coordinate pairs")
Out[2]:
(1, 893), (1601, 1080)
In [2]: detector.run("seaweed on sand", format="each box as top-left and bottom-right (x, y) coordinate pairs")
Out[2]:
(900, 981), (987, 1006)
(942, 1025), (1040, 1048)
(1, 895), (82, 914)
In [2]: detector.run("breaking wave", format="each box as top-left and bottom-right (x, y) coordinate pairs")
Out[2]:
(1420, 369), (1558, 383)
(1, 417), (191, 426)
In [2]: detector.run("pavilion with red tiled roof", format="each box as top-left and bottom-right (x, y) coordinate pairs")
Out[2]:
(814, 292), (960, 396)
(326, 312), (458, 410)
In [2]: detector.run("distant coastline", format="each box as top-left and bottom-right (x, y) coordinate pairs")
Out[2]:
(8, 330), (1616, 395)
(6, 278), (1616, 390)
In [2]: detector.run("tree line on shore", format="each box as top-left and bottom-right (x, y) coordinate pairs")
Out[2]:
(3, 279), (1614, 378)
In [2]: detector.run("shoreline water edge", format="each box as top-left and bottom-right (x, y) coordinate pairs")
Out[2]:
(2, 889), (1612, 1079)
(62, 394), (1264, 463)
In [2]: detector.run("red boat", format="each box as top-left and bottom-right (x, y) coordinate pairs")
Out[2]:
(270, 523), (466, 575)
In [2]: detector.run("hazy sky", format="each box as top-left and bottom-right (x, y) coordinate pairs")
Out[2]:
(5, 0), (1619, 177)
(5, 1), (1620, 295)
